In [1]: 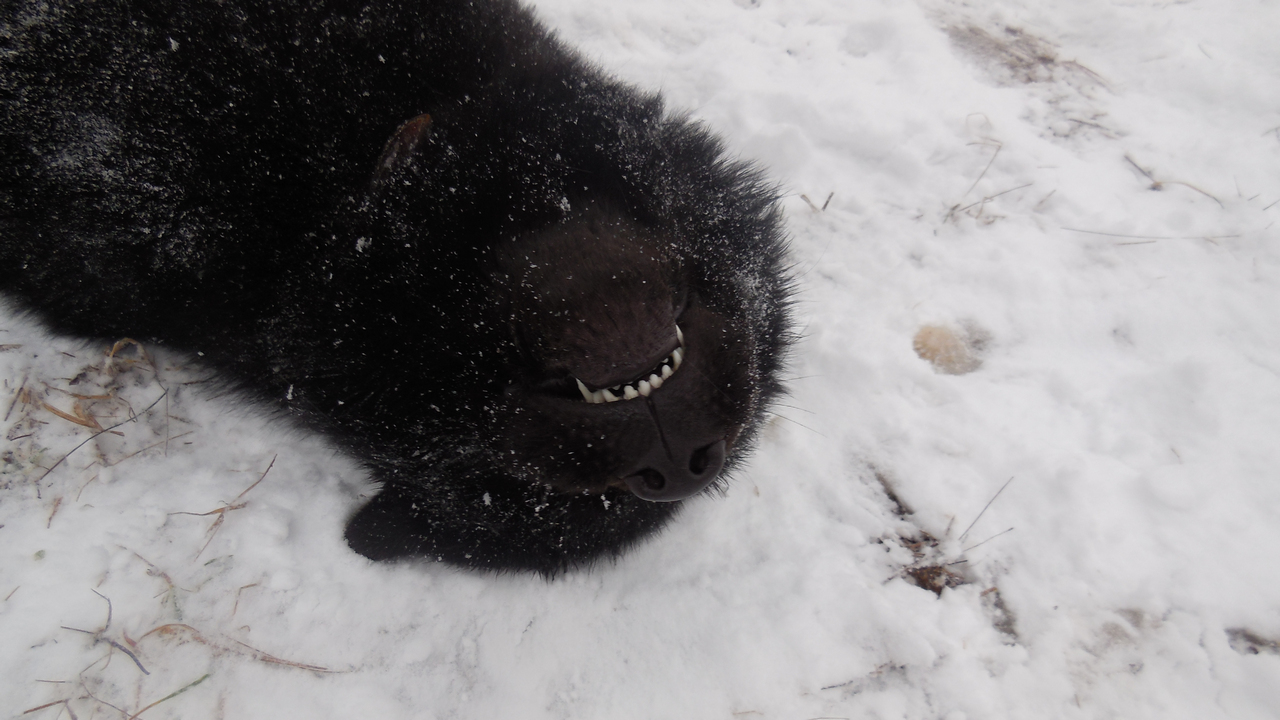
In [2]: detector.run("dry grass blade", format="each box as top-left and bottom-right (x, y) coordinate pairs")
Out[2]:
(169, 455), (277, 559)
(799, 191), (834, 212)
(21, 699), (80, 718)
(1062, 227), (1240, 241)
(108, 431), (195, 467)
(963, 526), (1015, 552)
(959, 476), (1014, 542)
(4, 375), (29, 423)
(60, 624), (150, 675)
(46, 497), (63, 528)
(107, 337), (149, 365)
(231, 454), (277, 504)
(1163, 180), (1223, 207)
(1124, 154), (1157, 185)
(1124, 153), (1224, 207)
(56, 590), (151, 676)
(140, 624), (337, 672)
(127, 551), (188, 615)
(952, 182), (1033, 216)
(41, 401), (104, 431)
(232, 583), (260, 618)
(35, 388), (169, 485)
(167, 450), (275, 558)
(963, 142), (1001, 197)
(125, 673), (211, 720)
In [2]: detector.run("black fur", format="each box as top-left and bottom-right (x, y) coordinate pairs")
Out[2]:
(0, 0), (793, 574)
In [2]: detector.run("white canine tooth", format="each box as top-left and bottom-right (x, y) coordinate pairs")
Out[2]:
(576, 378), (594, 402)
(638, 380), (651, 397)
(661, 364), (673, 379)
(623, 385), (639, 400)
(672, 347), (683, 369)
(592, 389), (605, 404)
(648, 373), (662, 389)
(602, 388), (619, 402)
(676, 325), (684, 346)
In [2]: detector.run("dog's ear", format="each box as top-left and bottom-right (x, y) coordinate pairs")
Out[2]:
(371, 114), (433, 190)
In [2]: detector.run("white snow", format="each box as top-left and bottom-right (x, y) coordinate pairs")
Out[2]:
(4, 0), (1280, 717)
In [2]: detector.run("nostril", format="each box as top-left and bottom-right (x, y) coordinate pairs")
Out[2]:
(689, 447), (710, 475)
(689, 442), (720, 476)
(624, 469), (674, 502)
(635, 468), (665, 492)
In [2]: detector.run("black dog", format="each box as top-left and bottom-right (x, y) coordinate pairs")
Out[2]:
(0, 0), (793, 574)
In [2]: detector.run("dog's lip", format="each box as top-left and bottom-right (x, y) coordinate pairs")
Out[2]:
(574, 326), (684, 403)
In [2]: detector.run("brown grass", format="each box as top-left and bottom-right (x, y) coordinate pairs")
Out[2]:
(168, 455), (277, 559)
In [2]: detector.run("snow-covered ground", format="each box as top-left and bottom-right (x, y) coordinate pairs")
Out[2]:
(4, 0), (1280, 717)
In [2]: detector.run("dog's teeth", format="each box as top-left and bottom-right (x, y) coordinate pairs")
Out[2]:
(581, 338), (683, 404)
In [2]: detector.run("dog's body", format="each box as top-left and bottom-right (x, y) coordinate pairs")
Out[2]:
(0, 0), (792, 574)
